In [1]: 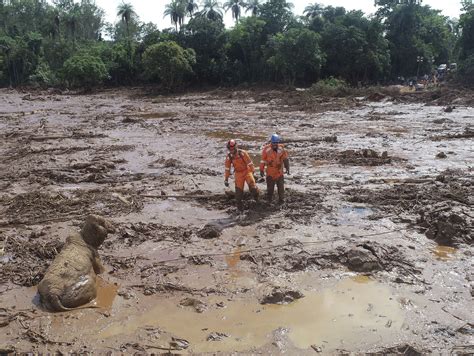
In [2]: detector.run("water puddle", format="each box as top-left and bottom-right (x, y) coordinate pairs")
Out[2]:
(432, 246), (457, 260)
(98, 278), (403, 352)
(94, 277), (119, 309)
(351, 275), (372, 284)
(337, 206), (373, 224)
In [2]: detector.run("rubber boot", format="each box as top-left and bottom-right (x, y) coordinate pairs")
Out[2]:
(277, 176), (285, 204)
(266, 177), (275, 203)
(235, 188), (244, 211)
(250, 187), (259, 202)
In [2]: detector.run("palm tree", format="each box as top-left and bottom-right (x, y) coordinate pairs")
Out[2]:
(244, 0), (261, 16)
(303, 3), (323, 19)
(117, 2), (136, 39)
(164, 0), (185, 31)
(198, 0), (223, 21)
(65, 4), (80, 47)
(184, 0), (199, 18)
(224, 0), (245, 24)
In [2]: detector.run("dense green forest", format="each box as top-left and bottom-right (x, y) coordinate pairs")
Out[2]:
(0, 0), (473, 89)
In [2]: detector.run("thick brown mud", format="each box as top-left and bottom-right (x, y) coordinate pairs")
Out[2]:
(0, 87), (473, 354)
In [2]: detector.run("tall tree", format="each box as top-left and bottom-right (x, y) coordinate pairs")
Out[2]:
(164, 0), (185, 31)
(117, 2), (135, 61)
(303, 3), (323, 19)
(185, 0), (199, 18)
(198, 0), (223, 21)
(259, 0), (294, 35)
(117, 2), (135, 39)
(244, 0), (261, 16)
(224, 0), (245, 24)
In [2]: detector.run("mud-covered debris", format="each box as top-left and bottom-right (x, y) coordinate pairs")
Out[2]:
(436, 152), (447, 159)
(188, 255), (213, 265)
(343, 246), (383, 272)
(118, 222), (192, 246)
(374, 344), (425, 355)
(122, 116), (140, 123)
(324, 135), (337, 143)
(207, 332), (229, 341)
(311, 345), (323, 352)
(338, 149), (391, 166)
(347, 176), (472, 246)
(197, 223), (223, 239)
(1, 237), (63, 286)
(431, 127), (474, 141)
(418, 202), (472, 246)
(179, 297), (207, 313)
(164, 158), (180, 168)
(169, 337), (189, 350)
(432, 118), (453, 124)
(366, 92), (386, 102)
(259, 286), (304, 305)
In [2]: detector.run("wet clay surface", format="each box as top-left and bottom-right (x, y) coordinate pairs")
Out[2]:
(0, 88), (473, 353)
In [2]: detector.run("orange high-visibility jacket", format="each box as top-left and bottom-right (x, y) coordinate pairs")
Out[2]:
(260, 144), (288, 178)
(225, 149), (255, 180)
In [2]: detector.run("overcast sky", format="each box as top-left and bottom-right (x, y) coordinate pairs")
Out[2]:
(98, 0), (463, 28)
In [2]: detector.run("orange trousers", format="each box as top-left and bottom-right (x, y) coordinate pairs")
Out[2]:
(234, 171), (257, 190)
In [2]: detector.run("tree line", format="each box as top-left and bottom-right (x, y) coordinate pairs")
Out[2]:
(0, 0), (473, 89)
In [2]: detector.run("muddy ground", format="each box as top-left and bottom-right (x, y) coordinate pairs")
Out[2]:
(0, 87), (473, 354)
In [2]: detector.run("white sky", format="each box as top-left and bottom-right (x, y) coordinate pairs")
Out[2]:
(98, 0), (463, 28)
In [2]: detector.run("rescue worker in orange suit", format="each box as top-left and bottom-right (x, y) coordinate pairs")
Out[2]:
(224, 139), (259, 211)
(259, 134), (290, 204)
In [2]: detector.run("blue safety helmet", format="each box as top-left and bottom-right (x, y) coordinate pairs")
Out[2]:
(271, 134), (281, 144)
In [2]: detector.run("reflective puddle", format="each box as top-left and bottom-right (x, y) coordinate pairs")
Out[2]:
(98, 278), (403, 352)
(337, 206), (373, 224)
(432, 245), (457, 260)
(94, 277), (119, 309)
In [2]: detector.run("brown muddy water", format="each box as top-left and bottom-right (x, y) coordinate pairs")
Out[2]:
(0, 88), (472, 354)
(99, 279), (403, 353)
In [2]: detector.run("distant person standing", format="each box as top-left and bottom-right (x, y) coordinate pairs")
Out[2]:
(259, 134), (289, 204)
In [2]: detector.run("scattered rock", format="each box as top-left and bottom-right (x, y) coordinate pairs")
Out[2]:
(443, 105), (455, 112)
(259, 286), (304, 305)
(436, 152), (447, 159)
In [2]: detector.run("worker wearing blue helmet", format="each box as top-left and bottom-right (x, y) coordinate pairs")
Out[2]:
(259, 134), (290, 203)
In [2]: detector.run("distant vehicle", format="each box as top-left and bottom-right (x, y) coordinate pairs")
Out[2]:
(449, 63), (457, 71)
(437, 64), (447, 72)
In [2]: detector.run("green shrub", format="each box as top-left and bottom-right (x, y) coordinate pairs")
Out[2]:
(142, 41), (195, 90)
(310, 77), (352, 96)
(29, 60), (57, 87)
(62, 54), (108, 88)
(457, 55), (474, 87)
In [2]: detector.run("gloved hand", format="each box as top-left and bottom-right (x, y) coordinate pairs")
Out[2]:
(224, 180), (229, 187)
(260, 170), (265, 177)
